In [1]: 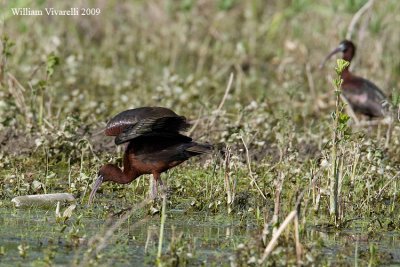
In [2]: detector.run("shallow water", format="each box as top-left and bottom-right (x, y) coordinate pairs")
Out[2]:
(0, 206), (252, 266)
(0, 206), (399, 266)
(309, 224), (400, 266)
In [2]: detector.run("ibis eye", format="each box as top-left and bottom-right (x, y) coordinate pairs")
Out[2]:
(338, 43), (346, 52)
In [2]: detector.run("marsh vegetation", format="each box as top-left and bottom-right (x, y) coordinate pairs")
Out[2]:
(0, 0), (399, 266)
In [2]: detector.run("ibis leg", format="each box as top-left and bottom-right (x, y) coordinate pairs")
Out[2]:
(158, 176), (165, 194)
(149, 176), (157, 199)
(150, 172), (162, 199)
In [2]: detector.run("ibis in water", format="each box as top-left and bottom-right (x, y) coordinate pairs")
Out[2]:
(88, 107), (212, 204)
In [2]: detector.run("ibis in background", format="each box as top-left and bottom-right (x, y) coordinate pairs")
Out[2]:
(321, 40), (388, 118)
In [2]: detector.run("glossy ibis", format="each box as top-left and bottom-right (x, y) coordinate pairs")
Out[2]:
(321, 40), (388, 118)
(88, 107), (212, 204)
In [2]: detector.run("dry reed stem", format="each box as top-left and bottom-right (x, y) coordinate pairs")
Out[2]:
(240, 135), (267, 200)
(385, 115), (393, 149)
(272, 173), (284, 224)
(305, 63), (316, 101)
(294, 214), (302, 267)
(209, 72), (234, 126)
(223, 147), (233, 214)
(259, 210), (297, 263)
(7, 73), (28, 117)
(188, 107), (204, 135)
(375, 171), (400, 199)
(346, 0), (375, 40)
(340, 95), (360, 125)
(259, 175), (311, 263)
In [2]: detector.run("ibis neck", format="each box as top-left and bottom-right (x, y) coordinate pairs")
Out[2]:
(101, 164), (139, 184)
(340, 66), (351, 80)
(342, 45), (355, 62)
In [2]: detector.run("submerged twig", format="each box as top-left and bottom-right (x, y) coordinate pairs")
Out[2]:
(259, 210), (297, 263)
(259, 186), (308, 263)
(78, 198), (151, 266)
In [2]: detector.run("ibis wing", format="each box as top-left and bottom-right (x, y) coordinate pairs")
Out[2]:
(343, 77), (388, 117)
(184, 143), (213, 154)
(115, 116), (191, 145)
(105, 107), (183, 137)
(134, 142), (212, 163)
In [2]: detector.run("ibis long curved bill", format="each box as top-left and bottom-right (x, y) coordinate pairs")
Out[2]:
(319, 45), (345, 69)
(88, 175), (104, 205)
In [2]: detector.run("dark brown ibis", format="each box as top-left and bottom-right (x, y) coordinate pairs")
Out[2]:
(321, 40), (388, 118)
(88, 107), (212, 204)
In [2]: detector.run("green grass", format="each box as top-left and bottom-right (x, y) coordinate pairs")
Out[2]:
(0, 0), (400, 266)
